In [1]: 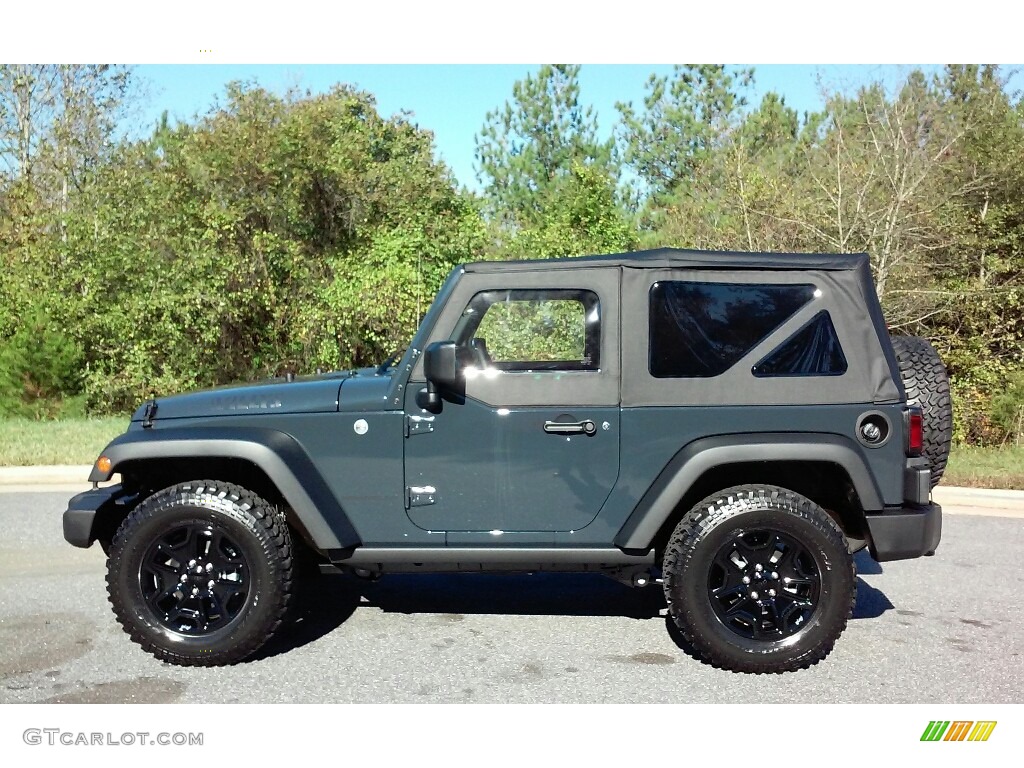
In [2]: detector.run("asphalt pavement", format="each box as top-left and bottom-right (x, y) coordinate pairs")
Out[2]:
(0, 490), (1021, 703)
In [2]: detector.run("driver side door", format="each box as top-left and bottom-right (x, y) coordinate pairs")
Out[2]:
(402, 268), (621, 543)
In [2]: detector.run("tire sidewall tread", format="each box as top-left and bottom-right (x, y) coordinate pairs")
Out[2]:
(890, 335), (953, 487)
(106, 480), (293, 667)
(663, 484), (856, 674)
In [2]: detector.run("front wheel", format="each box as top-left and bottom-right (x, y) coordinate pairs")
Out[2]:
(106, 480), (294, 666)
(663, 485), (856, 673)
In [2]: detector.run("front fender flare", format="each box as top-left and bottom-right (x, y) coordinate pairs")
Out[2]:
(613, 433), (882, 551)
(91, 426), (360, 550)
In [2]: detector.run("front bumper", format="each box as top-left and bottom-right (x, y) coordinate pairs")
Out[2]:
(63, 484), (134, 548)
(864, 501), (942, 562)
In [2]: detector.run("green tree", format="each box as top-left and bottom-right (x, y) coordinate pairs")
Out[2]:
(502, 161), (636, 259)
(45, 82), (485, 412)
(0, 308), (84, 418)
(617, 64), (753, 203)
(475, 65), (617, 227)
(926, 65), (1024, 442)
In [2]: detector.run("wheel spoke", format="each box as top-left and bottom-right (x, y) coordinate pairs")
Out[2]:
(712, 582), (746, 601)
(164, 603), (198, 625)
(777, 597), (803, 624)
(210, 579), (243, 604)
(213, 530), (245, 567)
(146, 578), (183, 608)
(762, 598), (784, 635)
(201, 589), (226, 630)
(196, 528), (216, 560)
(724, 597), (756, 620)
(706, 527), (822, 642)
(713, 545), (746, 572)
(138, 521), (253, 638)
(735, 534), (769, 560)
(161, 526), (194, 556)
(782, 577), (815, 592)
(144, 559), (180, 578)
(770, 537), (796, 571)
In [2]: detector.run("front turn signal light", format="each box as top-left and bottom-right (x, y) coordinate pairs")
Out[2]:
(96, 456), (112, 475)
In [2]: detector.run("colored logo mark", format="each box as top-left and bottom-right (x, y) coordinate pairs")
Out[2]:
(920, 721), (997, 742)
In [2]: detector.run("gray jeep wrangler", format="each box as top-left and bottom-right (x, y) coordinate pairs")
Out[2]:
(64, 248), (951, 673)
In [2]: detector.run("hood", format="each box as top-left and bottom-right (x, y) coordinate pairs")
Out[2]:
(130, 369), (393, 422)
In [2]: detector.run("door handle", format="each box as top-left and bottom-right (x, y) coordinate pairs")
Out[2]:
(543, 420), (597, 436)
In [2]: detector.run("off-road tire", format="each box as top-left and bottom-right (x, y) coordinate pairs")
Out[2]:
(890, 335), (953, 487)
(106, 480), (293, 666)
(663, 485), (856, 673)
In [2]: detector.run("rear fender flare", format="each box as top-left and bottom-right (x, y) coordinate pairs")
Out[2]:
(613, 433), (882, 551)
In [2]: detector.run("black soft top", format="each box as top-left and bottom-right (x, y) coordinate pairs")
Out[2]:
(464, 247), (868, 273)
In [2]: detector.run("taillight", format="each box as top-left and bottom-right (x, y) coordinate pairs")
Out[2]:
(906, 408), (923, 456)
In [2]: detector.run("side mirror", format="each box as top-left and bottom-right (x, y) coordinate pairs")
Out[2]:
(418, 341), (461, 412)
(424, 341), (460, 389)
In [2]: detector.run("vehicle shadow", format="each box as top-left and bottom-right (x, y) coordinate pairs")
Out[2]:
(851, 550), (893, 620)
(252, 576), (362, 661)
(254, 571), (667, 660)
(256, 555), (894, 660)
(359, 572), (667, 620)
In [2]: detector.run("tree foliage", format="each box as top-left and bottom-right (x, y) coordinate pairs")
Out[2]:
(1, 64), (1022, 445)
(474, 64), (617, 228)
(1, 79), (484, 413)
(0, 308), (84, 418)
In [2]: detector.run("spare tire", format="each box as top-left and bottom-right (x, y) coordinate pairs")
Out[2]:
(889, 335), (953, 488)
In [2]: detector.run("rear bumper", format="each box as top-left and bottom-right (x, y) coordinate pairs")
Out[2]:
(865, 502), (942, 562)
(63, 485), (133, 548)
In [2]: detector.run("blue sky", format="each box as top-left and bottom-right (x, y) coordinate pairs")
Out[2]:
(133, 64), (1010, 191)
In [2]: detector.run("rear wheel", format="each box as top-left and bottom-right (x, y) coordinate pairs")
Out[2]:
(890, 335), (953, 487)
(106, 480), (293, 666)
(663, 485), (856, 673)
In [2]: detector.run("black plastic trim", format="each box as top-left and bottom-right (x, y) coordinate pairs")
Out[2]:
(328, 547), (655, 567)
(89, 426), (361, 550)
(865, 502), (942, 562)
(63, 485), (129, 548)
(903, 461), (931, 505)
(614, 432), (884, 550)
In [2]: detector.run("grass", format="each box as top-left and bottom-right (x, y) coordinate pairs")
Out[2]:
(0, 417), (127, 466)
(943, 444), (1024, 490)
(1, 418), (1023, 490)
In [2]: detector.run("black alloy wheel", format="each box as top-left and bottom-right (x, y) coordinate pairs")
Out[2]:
(107, 480), (293, 666)
(707, 529), (820, 641)
(139, 522), (251, 636)
(663, 484), (856, 673)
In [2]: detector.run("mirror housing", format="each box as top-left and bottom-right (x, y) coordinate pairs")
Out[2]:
(418, 341), (461, 412)
(424, 341), (460, 390)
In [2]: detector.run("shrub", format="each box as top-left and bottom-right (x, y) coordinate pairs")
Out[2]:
(0, 310), (85, 418)
(991, 373), (1024, 446)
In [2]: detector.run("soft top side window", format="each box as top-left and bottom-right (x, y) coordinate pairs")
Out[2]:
(454, 289), (601, 372)
(649, 281), (816, 378)
(752, 310), (848, 377)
